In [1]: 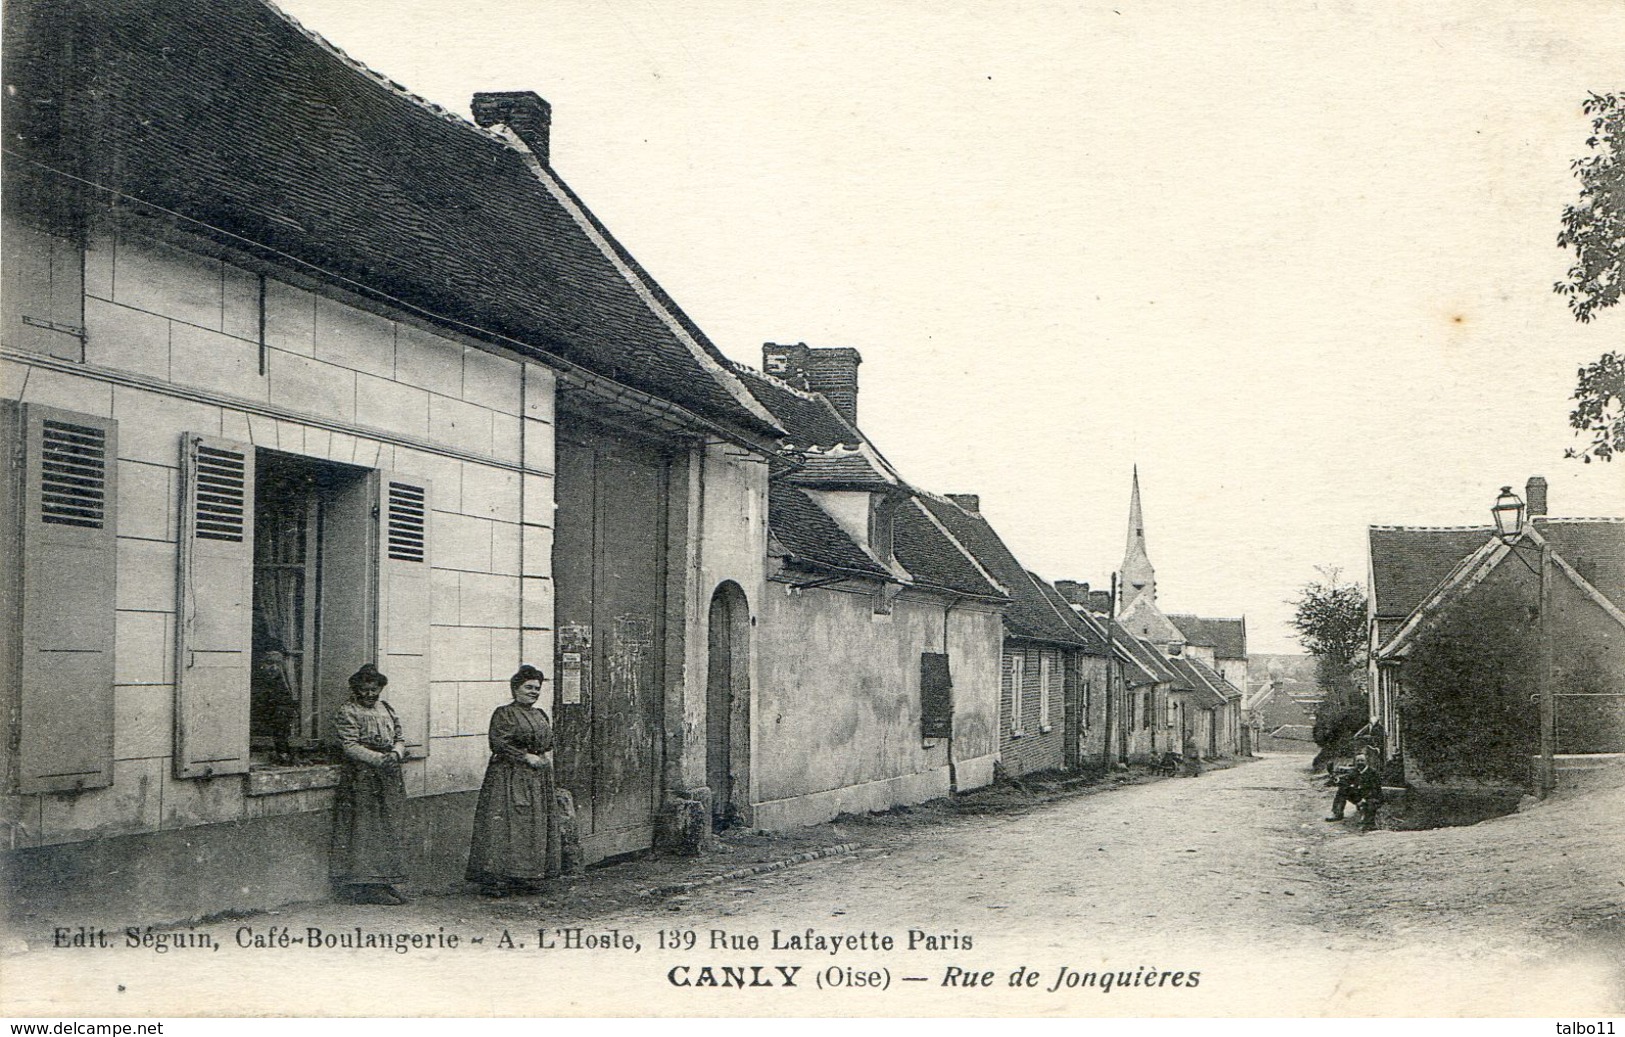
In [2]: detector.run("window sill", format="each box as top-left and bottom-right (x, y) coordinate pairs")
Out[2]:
(247, 763), (342, 797)
(1039, 725), (1053, 735)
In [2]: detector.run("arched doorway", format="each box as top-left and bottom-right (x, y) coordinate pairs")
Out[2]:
(706, 582), (751, 828)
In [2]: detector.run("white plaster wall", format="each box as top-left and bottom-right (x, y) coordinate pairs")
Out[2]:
(680, 442), (770, 794)
(753, 585), (1001, 825)
(3, 227), (552, 846)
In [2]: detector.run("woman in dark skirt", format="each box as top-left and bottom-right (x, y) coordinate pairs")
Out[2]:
(466, 665), (561, 897)
(330, 664), (408, 906)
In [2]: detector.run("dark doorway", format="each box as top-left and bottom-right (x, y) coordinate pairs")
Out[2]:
(706, 581), (750, 827)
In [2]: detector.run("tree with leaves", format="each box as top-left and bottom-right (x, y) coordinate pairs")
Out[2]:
(1555, 91), (1625, 463)
(1288, 567), (1369, 767)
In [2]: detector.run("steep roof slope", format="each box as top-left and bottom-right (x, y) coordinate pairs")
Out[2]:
(1535, 518), (1625, 606)
(768, 483), (894, 580)
(1167, 615), (1248, 659)
(891, 496), (1005, 599)
(1368, 526), (1495, 620)
(915, 495), (1088, 646)
(3, 0), (775, 435)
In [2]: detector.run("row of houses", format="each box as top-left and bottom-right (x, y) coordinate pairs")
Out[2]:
(1, 0), (1248, 923)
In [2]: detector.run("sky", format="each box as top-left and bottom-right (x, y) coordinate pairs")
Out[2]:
(274, 0), (1624, 654)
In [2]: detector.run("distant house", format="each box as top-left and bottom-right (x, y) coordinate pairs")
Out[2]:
(1368, 477), (1625, 784)
(1168, 616), (1248, 701)
(1243, 681), (1317, 753)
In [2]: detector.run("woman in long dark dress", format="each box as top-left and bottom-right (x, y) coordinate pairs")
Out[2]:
(330, 663), (408, 906)
(466, 665), (561, 897)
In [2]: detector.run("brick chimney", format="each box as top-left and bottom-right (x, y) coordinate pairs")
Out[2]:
(761, 342), (810, 389)
(1525, 476), (1548, 519)
(1055, 580), (1113, 615)
(762, 342), (862, 425)
(1055, 580), (1090, 604)
(472, 91), (552, 163)
(946, 493), (980, 514)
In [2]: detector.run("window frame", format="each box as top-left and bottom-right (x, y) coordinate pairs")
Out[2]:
(1009, 653), (1026, 737)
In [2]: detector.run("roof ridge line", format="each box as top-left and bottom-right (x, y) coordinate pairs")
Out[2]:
(727, 360), (831, 402)
(1368, 524), (1495, 532)
(260, 1), (505, 144)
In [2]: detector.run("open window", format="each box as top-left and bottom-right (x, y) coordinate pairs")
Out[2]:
(249, 450), (374, 766)
(175, 435), (429, 779)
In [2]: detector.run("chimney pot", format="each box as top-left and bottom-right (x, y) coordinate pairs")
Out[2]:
(472, 91), (552, 162)
(1525, 476), (1548, 519)
(946, 493), (980, 514)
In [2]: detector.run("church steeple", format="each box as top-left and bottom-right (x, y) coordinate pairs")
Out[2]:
(1118, 466), (1156, 614)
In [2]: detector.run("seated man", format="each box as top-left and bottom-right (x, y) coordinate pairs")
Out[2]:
(1325, 753), (1382, 830)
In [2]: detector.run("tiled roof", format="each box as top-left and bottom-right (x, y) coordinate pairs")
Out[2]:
(1167, 656), (1230, 708)
(1166, 615), (1248, 659)
(1035, 579), (1110, 653)
(768, 483), (892, 580)
(1379, 516), (1625, 658)
(4, 0), (775, 436)
(1370, 518), (1624, 635)
(1535, 518), (1625, 607)
(915, 495), (1090, 647)
(1191, 658), (1244, 701)
(733, 364), (861, 450)
(1107, 629), (1168, 686)
(1368, 526), (1495, 619)
(784, 451), (895, 491)
(892, 496), (1005, 599)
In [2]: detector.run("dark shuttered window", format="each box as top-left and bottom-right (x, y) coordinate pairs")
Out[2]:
(920, 651), (953, 740)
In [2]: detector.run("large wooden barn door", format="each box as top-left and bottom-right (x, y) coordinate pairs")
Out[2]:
(553, 420), (668, 852)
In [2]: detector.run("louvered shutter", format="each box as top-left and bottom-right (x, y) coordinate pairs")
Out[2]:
(17, 405), (117, 793)
(377, 474), (430, 757)
(174, 434), (255, 778)
(920, 652), (952, 739)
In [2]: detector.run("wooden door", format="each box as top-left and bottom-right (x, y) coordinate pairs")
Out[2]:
(553, 421), (668, 846)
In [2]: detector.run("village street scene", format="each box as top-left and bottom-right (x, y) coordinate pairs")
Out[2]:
(2, 0), (1624, 1021)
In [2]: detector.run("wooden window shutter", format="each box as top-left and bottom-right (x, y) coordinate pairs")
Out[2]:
(919, 651), (952, 740)
(16, 404), (118, 793)
(377, 474), (430, 756)
(174, 434), (255, 779)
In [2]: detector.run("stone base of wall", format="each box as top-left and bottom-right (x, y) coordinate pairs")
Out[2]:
(752, 754), (996, 831)
(954, 754), (996, 792)
(4, 791), (477, 934)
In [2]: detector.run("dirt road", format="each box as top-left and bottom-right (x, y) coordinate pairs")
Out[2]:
(5, 755), (1619, 1017)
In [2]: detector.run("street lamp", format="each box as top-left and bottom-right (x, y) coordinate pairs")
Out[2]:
(1490, 487), (1553, 797)
(1492, 486), (1525, 541)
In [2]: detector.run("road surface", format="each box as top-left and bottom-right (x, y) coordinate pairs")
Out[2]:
(4, 755), (1618, 1016)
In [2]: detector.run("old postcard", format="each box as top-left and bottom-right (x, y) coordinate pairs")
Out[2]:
(2, 0), (1622, 1020)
